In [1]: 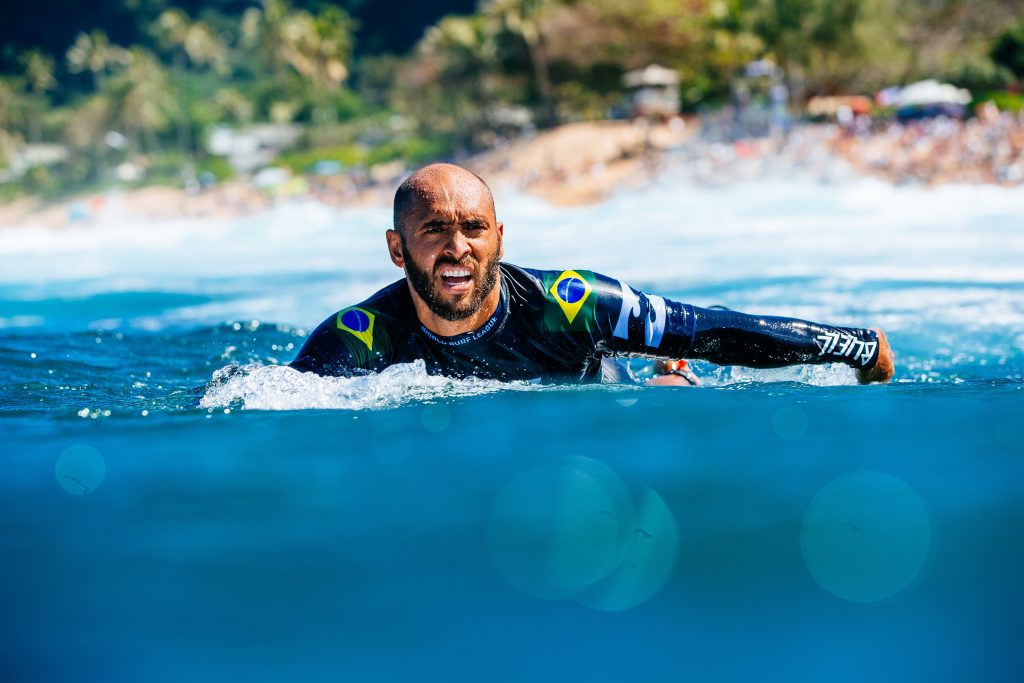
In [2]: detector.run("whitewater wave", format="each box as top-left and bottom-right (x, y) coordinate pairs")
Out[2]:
(197, 355), (885, 413)
(198, 359), (536, 411)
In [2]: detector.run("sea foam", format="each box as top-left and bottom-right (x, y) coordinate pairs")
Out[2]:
(198, 359), (532, 411)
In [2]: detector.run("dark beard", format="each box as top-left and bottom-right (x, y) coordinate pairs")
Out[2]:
(401, 235), (501, 322)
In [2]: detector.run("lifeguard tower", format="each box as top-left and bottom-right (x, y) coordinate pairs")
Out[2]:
(623, 64), (680, 119)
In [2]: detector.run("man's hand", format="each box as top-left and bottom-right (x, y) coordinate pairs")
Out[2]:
(856, 328), (894, 384)
(648, 359), (701, 386)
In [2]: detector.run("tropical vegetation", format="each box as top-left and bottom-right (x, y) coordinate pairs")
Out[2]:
(1, 0), (1022, 200)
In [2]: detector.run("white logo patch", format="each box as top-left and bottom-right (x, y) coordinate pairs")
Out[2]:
(613, 280), (641, 339)
(815, 331), (878, 366)
(645, 295), (667, 349)
(612, 281), (666, 349)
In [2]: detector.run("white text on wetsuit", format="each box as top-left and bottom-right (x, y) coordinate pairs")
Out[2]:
(420, 311), (500, 347)
(814, 331), (877, 366)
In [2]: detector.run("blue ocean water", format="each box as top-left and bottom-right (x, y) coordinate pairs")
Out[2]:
(2, 167), (1023, 680)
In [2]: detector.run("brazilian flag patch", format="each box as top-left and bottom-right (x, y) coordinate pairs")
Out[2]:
(544, 270), (597, 331)
(336, 306), (376, 351)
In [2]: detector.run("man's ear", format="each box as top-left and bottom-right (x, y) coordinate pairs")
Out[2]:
(498, 222), (504, 259)
(386, 229), (404, 268)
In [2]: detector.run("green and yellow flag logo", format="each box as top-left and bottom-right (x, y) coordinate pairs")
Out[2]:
(549, 270), (593, 323)
(337, 307), (375, 351)
(544, 270), (598, 332)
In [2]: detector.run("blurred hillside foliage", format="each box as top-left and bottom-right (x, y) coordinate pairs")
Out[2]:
(1, 0), (1023, 198)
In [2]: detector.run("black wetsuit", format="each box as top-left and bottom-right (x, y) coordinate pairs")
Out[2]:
(290, 263), (880, 382)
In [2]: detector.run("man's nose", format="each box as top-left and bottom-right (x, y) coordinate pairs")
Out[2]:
(443, 230), (471, 259)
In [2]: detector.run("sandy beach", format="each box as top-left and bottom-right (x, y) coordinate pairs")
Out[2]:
(0, 119), (692, 229)
(468, 118), (692, 205)
(3, 111), (1023, 229)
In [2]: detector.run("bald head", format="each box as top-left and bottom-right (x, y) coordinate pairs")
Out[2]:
(393, 163), (496, 234)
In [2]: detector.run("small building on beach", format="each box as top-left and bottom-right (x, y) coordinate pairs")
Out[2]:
(623, 65), (680, 119)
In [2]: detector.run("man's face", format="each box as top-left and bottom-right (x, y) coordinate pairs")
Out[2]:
(387, 176), (504, 322)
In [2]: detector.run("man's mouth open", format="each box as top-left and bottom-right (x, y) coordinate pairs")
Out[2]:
(440, 267), (473, 292)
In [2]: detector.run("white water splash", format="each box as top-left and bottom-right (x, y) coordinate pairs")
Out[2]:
(196, 356), (868, 412)
(198, 359), (532, 411)
(700, 362), (860, 387)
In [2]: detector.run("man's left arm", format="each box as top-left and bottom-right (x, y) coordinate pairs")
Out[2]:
(590, 274), (894, 383)
(681, 305), (894, 383)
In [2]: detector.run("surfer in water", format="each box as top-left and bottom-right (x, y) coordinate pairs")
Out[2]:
(290, 163), (894, 386)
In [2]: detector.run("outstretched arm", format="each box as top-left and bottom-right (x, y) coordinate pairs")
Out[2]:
(683, 305), (890, 380)
(588, 274), (894, 383)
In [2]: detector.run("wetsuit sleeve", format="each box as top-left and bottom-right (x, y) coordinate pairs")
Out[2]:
(678, 305), (880, 369)
(289, 314), (365, 377)
(589, 275), (880, 370)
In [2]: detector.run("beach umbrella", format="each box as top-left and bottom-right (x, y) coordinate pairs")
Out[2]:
(894, 80), (971, 108)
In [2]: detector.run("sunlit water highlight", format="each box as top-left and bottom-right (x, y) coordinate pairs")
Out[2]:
(2, 162), (1023, 680)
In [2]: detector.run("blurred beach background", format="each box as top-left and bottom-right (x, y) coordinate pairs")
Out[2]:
(3, 0), (1024, 219)
(2, 2), (1024, 681)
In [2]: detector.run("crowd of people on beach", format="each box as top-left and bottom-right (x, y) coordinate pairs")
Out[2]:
(689, 103), (1024, 188)
(830, 104), (1024, 187)
(164, 106), (1024, 217)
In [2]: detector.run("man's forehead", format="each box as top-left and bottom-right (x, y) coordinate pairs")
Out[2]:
(411, 185), (491, 219)
(395, 164), (496, 229)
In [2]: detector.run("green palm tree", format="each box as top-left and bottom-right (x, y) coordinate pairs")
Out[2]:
(65, 33), (131, 182)
(484, 0), (555, 126)
(411, 15), (499, 145)
(241, 0), (295, 83)
(154, 9), (228, 75)
(66, 31), (127, 92)
(293, 6), (352, 90)
(242, 0), (354, 126)
(153, 8), (229, 161)
(0, 78), (29, 155)
(20, 50), (57, 143)
(107, 48), (174, 155)
(22, 50), (56, 95)
(287, 5), (354, 128)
